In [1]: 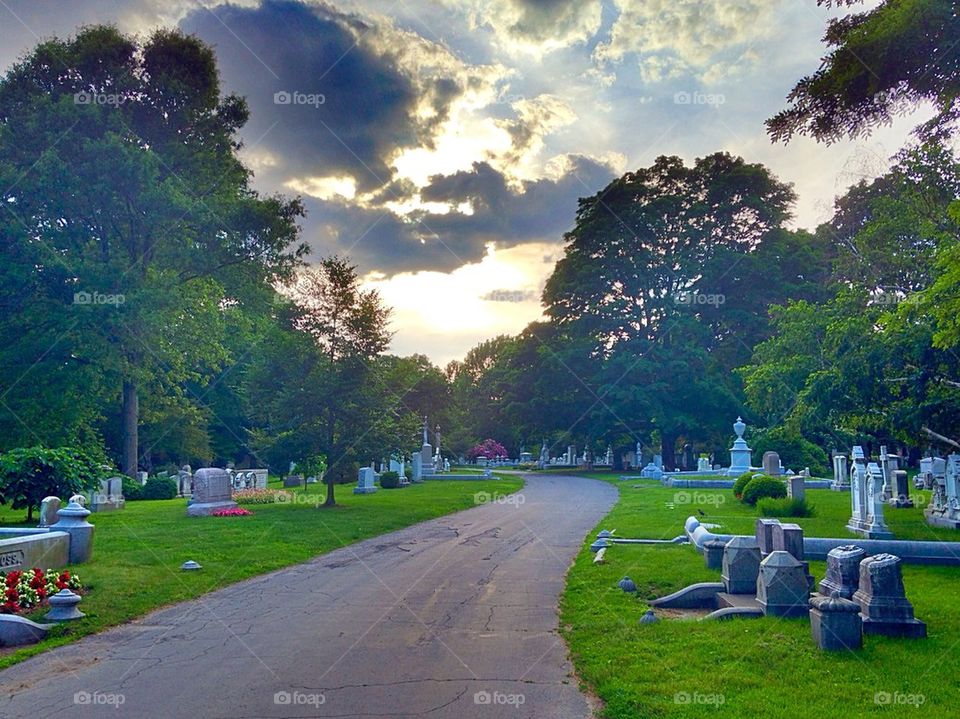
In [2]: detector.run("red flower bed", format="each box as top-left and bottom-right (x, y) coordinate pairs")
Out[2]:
(0, 568), (82, 615)
(211, 507), (253, 516)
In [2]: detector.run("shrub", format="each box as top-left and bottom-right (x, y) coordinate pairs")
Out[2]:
(140, 477), (177, 500)
(379, 471), (401, 489)
(733, 471), (758, 499)
(404, 467), (413, 481)
(751, 426), (829, 476)
(123, 478), (144, 501)
(742, 476), (787, 506)
(235, 489), (291, 505)
(0, 446), (104, 521)
(756, 496), (814, 518)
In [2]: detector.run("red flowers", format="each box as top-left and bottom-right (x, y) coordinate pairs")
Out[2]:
(0, 568), (82, 615)
(211, 507), (253, 517)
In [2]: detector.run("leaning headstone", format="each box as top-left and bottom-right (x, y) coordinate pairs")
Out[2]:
(762, 451), (781, 477)
(354, 467), (378, 495)
(786, 475), (805, 502)
(853, 554), (926, 638)
(38, 496), (61, 528)
(818, 545), (866, 599)
(888, 470), (913, 508)
(756, 551), (809, 617)
(809, 593), (862, 651)
(186, 468), (238, 517)
(721, 536), (761, 594)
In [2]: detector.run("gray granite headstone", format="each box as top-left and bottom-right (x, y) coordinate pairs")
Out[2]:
(721, 536), (761, 595)
(755, 518), (780, 557)
(810, 592), (862, 651)
(703, 539), (726, 570)
(786, 475), (805, 501)
(818, 545), (866, 599)
(762, 451), (781, 476)
(888, 470), (913, 508)
(756, 551), (809, 618)
(186, 468), (238, 517)
(772, 522), (814, 590)
(38, 496), (61, 528)
(853, 554), (926, 638)
(354, 467), (378, 495)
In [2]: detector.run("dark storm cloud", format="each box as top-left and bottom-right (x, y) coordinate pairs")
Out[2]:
(181, 0), (425, 190)
(301, 154), (618, 274)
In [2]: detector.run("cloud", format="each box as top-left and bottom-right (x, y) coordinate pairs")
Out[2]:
(594, 0), (781, 84)
(452, 0), (603, 56)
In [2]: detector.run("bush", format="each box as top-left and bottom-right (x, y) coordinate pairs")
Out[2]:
(404, 467), (413, 481)
(0, 446), (104, 520)
(379, 471), (401, 489)
(140, 477), (177, 500)
(751, 426), (829, 476)
(733, 471), (758, 499)
(742, 475), (787, 506)
(123, 478), (144, 501)
(756, 496), (814, 518)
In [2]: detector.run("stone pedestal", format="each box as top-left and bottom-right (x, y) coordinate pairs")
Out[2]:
(354, 467), (378, 495)
(50, 499), (95, 563)
(756, 551), (809, 618)
(818, 545), (866, 599)
(721, 537), (761, 594)
(853, 554), (926, 638)
(810, 593), (862, 651)
(46, 589), (85, 622)
(703, 539), (726, 570)
(727, 417), (752, 475)
(186, 468), (238, 517)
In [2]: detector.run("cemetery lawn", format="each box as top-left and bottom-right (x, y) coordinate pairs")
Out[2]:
(0, 475), (521, 669)
(561, 478), (960, 718)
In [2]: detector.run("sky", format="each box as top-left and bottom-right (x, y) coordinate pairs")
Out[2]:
(0, 0), (924, 365)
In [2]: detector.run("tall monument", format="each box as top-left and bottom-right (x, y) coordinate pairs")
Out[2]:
(421, 416), (435, 475)
(727, 417), (753, 476)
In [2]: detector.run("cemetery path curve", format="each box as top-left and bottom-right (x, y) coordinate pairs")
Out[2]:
(0, 473), (617, 719)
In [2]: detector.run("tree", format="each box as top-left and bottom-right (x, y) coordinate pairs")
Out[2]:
(768, 0), (960, 144)
(0, 446), (103, 521)
(247, 258), (392, 507)
(0, 27), (306, 476)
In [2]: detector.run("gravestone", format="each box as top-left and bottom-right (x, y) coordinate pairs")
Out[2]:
(38, 496), (61, 528)
(412, 453), (423, 482)
(186, 468), (238, 517)
(697, 456), (711, 472)
(177, 467), (193, 497)
(354, 467), (378, 495)
(879, 446), (901, 502)
(762, 451), (781, 477)
(682, 444), (695, 471)
(772, 522), (814, 590)
(703, 539), (726, 570)
(721, 536), (761, 594)
(727, 417), (753, 475)
(831, 451), (850, 491)
(283, 474), (303, 489)
(925, 454), (960, 529)
(787, 475), (805, 502)
(853, 554), (926, 638)
(90, 477), (124, 512)
(755, 518), (779, 558)
(888, 470), (913, 508)
(136, 471), (148, 485)
(847, 461), (893, 539)
(810, 593), (862, 651)
(756, 551), (809, 618)
(818, 545), (866, 599)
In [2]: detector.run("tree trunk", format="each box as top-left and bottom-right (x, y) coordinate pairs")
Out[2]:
(324, 474), (335, 507)
(661, 431), (677, 471)
(122, 379), (139, 478)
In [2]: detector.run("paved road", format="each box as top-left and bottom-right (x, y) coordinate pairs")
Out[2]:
(0, 474), (616, 719)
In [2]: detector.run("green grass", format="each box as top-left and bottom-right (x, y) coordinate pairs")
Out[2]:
(0, 475), (521, 668)
(561, 478), (960, 718)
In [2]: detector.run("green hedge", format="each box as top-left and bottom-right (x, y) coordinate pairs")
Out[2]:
(742, 475), (787, 506)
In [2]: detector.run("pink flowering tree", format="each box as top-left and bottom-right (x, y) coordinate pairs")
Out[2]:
(467, 439), (509, 461)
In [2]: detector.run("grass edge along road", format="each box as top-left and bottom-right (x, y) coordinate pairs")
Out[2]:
(559, 474), (959, 719)
(0, 475), (523, 670)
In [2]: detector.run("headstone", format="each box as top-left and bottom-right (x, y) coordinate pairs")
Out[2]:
(703, 539), (726, 570)
(772, 522), (814, 590)
(756, 551), (809, 617)
(186, 468), (238, 517)
(755, 518), (780, 557)
(818, 545), (866, 599)
(925, 454), (960, 529)
(831, 451), (850, 491)
(443, 458), (451, 472)
(879, 446), (900, 502)
(888, 470), (913, 508)
(90, 476), (125, 512)
(640, 460), (663, 480)
(762, 451), (781, 477)
(38, 496), (61, 528)
(853, 554), (926, 638)
(721, 536), (761, 594)
(727, 417), (752, 475)
(567, 445), (576, 465)
(697, 456), (711, 472)
(354, 467), (378, 495)
(283, 475), (303, 489)
(786, 475), (805, 501)
(682, 444), (695, 471)
(847, 461), (893, 539)
(136, 471), (148, 486)
(412, 453), (423, 482)
(810, 593), (862, 651)
(178, 466), (193, 497)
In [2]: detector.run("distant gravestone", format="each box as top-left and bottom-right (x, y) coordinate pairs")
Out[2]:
(354, 467), (378, 495)
(186, 468), (238, 517)
(38, 497), (61, 528)
(283, 475), (303, 489)
(412, 454), (423, 482)
(818, 545), (866, 600)
(786, 475), (805, 502)
(90, 477), (124, 512)
(178, 466), (193, 497)
(762, 451), (781, 477)
(831, 451), (850, 491)
(925, 454), (960, 529)
(853, 554), (926, 638)
(888, 470), (913, 508)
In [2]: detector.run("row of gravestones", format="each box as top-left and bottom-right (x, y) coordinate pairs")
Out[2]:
(84, 467), (268, 512)
(707, 519), (925, 650)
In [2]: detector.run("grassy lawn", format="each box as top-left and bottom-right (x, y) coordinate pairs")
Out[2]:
(561, 478), (960, 718)
(0, 474), (522, 669)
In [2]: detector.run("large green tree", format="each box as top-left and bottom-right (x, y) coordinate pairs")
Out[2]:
(0, 27), (305, 474)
